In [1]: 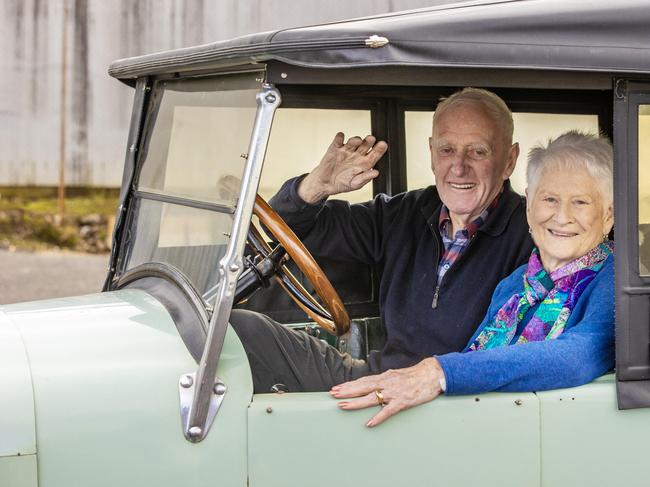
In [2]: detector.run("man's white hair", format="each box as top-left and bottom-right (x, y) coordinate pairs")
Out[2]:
(432, 87), (514, 145)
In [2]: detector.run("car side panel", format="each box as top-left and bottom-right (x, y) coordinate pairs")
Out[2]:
(0, 455), (38, 487)
(538, 374), (650, 487)
(4, 290), (253, 487)
(0, 312), (38, 487)
(248, 391), (540, 487)
(0, 311), (37, 457)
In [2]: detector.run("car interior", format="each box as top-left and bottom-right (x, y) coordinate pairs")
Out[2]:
(235, 84), (613, 361)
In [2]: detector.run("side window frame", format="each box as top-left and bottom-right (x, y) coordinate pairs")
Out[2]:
(614, 79), (650, 409)
(250, 87), (387, 322)
(277, 87), (388, 195)
(397, 88), (610, 194)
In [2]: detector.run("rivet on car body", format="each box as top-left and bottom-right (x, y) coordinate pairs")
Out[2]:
(266, 407), (273, 414)
(229, 263), (240, 272)
(188, 426), (202, 438)
(281, 72), (288, 79)
(180, 375), (194, 388)
(514, 399), (523, 406)
(213, 382), (227, 395)
(265, 93), (277, 103)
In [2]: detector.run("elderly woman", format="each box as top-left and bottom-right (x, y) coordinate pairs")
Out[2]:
(332, 131), (614, 427)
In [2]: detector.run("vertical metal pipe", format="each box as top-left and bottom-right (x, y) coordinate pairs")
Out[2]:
(59, 0), (69, 217)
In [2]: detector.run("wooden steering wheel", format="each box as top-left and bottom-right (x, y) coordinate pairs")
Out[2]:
(248, 195), (350, 336)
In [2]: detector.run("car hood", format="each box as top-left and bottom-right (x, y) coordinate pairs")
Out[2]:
(0, 290), (253, 486)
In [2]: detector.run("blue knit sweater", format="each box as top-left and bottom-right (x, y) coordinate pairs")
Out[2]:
(436, 255), (615, 395)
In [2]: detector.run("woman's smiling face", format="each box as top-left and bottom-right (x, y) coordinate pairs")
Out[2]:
(527, 164), (613, 273)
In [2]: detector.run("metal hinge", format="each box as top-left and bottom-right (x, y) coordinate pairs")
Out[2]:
(615, 79), (628, 101)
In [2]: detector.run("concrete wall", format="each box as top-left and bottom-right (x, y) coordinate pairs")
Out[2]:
(1, 0), (453, 187)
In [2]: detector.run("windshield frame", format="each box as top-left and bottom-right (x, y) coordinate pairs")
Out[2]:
(103, 70), (281, 441)
(107, 69), (266, 299)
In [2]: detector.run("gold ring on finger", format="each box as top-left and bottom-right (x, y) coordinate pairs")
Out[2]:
(374, 389), (387, 407)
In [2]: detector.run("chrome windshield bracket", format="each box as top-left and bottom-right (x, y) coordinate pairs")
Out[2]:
(179, 372), (227, 442)
(181, 83), (281, 442)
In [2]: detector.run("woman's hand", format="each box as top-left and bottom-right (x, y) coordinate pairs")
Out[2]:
(330, 357), (445, 427)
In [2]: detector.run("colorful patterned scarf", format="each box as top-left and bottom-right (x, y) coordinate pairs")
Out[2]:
(468, 240), (614, 351)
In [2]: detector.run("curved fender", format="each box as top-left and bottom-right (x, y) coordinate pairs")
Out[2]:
(0, 311), (38, 487)
(3, 290), (253, 487)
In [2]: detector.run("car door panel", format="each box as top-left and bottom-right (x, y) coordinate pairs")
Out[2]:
(248, 391), (540, 487)
(538, 375), (650, 487)
(0, 455), (37, 487)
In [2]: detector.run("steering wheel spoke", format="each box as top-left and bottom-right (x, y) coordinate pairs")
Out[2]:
(247, 195), (350, 336)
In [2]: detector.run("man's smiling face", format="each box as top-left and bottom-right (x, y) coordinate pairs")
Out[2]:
(429, 102), (518, 228)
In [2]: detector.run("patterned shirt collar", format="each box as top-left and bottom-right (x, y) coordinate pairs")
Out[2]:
(438, 189), (502, 240)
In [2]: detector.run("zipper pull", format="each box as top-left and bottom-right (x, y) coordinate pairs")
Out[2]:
(431, 284), (440, 309)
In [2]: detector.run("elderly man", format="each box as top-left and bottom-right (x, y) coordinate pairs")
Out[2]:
(230, 88), (533, 405)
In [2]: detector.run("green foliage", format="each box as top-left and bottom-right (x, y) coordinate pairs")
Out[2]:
(23, 213), (77, 248)
(0, 187), (118, 252)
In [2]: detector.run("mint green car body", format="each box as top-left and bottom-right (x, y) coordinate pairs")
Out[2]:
(4, 0), (650, 485)
(2, 293), (649, 486)
(1, 291), (251, 487)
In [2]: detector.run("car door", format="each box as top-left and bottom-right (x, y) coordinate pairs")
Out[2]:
(536, 375), (650, 487)
(247, 390), (540, 487)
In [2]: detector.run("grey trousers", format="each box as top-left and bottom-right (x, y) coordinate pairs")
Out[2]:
(229, 309), (370, 393)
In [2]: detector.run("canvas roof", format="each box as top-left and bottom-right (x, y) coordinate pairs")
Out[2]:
(108, 0), (650, 81)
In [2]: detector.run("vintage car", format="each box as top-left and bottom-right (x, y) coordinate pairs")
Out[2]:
(3, 0), (650, 485)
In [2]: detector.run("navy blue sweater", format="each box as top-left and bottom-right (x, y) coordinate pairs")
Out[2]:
(270, 177), (533, 371)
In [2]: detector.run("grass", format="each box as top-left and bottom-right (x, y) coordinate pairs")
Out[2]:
(0, 187), (119, 252)
(14, 195), (117, 217)
(0, 186), (118, 214)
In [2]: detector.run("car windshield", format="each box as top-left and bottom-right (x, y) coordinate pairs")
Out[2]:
(119, 72), (262, 299)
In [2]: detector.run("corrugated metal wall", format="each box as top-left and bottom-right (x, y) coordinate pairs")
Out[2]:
(1, 0), (452, 187)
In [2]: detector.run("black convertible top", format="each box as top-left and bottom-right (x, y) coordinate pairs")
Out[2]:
(109, 0), (650, 81)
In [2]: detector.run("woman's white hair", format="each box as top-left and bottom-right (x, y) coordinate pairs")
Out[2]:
(432, 87), (514, 145)
(526, 131), (613, 206)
